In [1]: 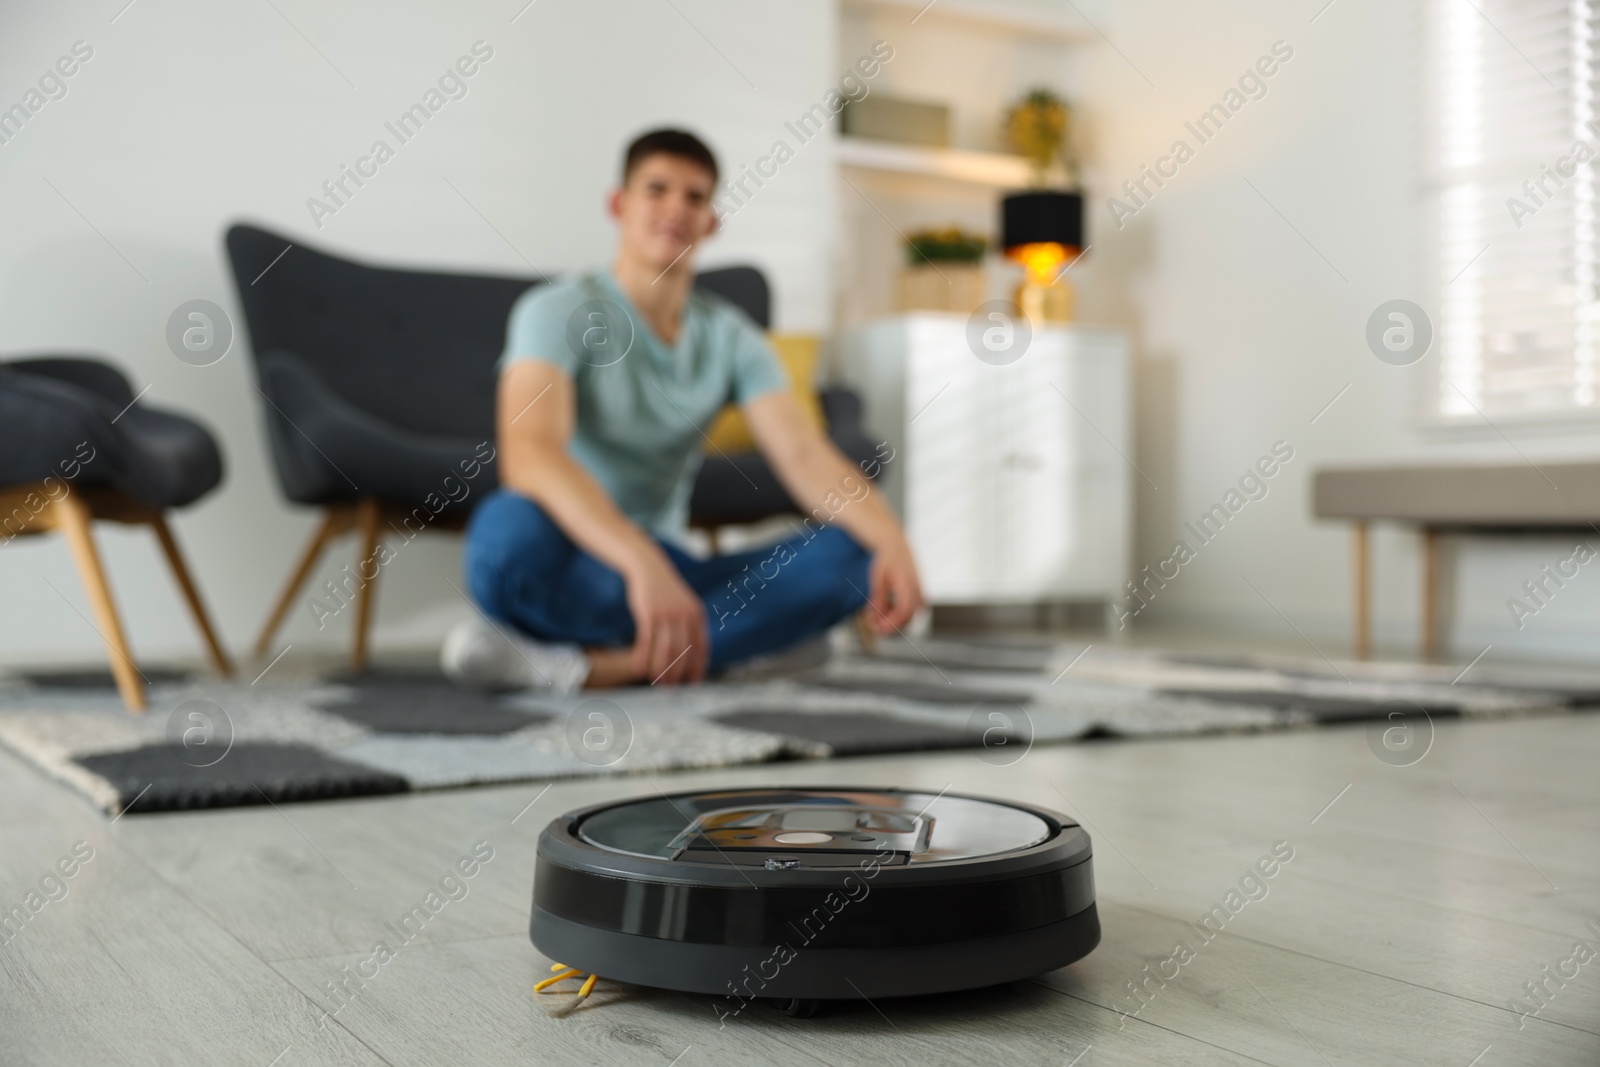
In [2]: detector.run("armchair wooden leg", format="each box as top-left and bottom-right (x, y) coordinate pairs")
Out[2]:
(351, 497), (383, 674)
(1352, 521), (1371, 661)
(1421, 527), (1440, 661)
(149, 514), (234, 677)
(53, 493), (146, 712)
(254, 507), (351, 656)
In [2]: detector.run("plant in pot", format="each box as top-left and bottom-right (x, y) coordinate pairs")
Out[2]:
(896, 226), (989, 314)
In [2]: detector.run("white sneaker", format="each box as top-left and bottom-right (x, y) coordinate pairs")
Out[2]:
(440, 617), (591, 695)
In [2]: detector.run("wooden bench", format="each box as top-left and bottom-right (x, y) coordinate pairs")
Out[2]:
(1312, 461), (1600, 658)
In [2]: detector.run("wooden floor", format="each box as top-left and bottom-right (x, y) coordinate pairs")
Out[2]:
(2, 665), (1598, 1065)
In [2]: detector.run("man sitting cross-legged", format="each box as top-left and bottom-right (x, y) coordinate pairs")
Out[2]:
(442, 128), (924, 692)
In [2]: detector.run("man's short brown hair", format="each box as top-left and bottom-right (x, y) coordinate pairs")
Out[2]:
(622, 128), (719, 188)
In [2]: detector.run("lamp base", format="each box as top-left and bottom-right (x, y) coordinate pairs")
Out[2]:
(1016, 278), (1075, 323)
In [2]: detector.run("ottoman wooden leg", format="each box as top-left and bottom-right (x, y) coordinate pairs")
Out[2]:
(1353, 521), (1370, 660)
(1421, 527), (1440, 660)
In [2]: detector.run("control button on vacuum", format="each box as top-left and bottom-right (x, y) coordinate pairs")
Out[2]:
(773, 831), (832, 845)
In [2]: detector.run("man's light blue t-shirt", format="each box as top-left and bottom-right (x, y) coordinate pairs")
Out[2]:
(499, 266), (788, 543)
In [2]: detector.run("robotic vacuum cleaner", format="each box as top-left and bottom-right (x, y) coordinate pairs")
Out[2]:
(529, 786), (1098, 1016)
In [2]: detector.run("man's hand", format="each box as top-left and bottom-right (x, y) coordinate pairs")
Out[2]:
(624, 553), (709, 684)
(742, 391), (925, 634)
(864, 537), (925, 634)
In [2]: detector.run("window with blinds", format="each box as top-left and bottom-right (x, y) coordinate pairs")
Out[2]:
(1429, 0), (1598, 419)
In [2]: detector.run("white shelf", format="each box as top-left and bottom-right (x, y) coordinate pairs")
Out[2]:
(837, 137), (1035, 188)
(841, 0), (1091, 42)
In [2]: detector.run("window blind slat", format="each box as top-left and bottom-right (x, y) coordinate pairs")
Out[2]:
(1432, 0), (1599, 415)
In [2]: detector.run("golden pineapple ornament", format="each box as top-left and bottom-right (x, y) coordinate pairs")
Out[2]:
(1004, 88), (1074, 188)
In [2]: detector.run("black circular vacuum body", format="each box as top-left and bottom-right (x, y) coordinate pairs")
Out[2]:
(529, 787), (1098, 1004)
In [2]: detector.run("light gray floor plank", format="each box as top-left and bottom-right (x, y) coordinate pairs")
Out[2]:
(0, 745), (102, 830)
(107, 788), (539, 962)
(1284, 825), (1600, 939)
(931, 792), (1600, 1035)
(0, 817), (392, 1067)
(273, 933), (1264, 1067)
(1040, 899), (1600, 1066)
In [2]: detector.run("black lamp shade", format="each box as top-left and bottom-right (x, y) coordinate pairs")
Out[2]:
(1001, 190), (1084, 251)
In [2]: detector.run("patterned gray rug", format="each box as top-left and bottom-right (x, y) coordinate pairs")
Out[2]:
(2, 637), (1594, 816)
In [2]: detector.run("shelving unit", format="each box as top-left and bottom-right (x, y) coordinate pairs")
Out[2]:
(830, 0), (1089, 333)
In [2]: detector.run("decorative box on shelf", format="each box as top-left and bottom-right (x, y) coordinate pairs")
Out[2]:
(837, 313), (1130, 614)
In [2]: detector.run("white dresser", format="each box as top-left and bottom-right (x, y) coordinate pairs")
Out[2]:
(837, 313), (1131, 610)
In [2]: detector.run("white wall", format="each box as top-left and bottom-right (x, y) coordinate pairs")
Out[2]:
(1070, 0), (1600, 662)
(0, 0), (835, 665)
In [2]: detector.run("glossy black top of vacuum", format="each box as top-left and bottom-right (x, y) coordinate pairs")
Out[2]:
(529, 786), (1099, 1006)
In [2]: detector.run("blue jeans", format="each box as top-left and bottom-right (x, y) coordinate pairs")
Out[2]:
(464, 489), (872, 672)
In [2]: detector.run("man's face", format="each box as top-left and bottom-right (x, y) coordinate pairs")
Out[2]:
(609, 153), (718, 271)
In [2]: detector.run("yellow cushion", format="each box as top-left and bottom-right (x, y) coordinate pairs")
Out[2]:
(704, 333), (826, 453)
